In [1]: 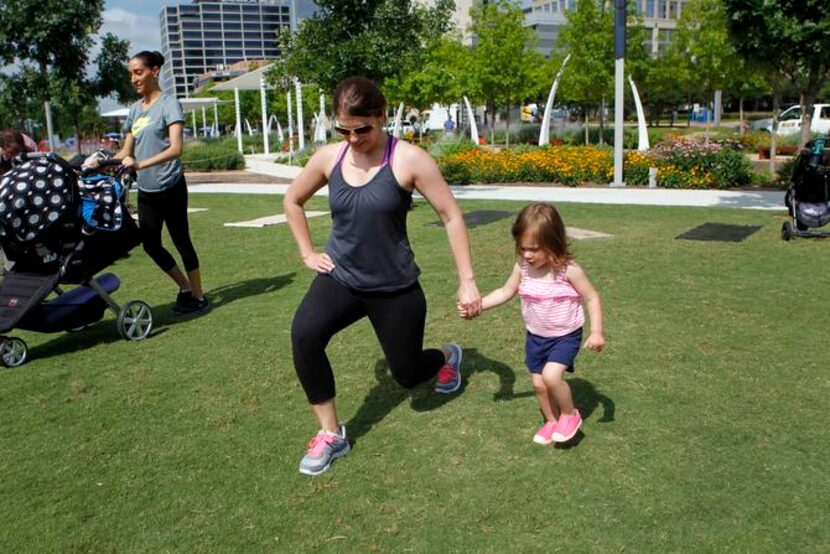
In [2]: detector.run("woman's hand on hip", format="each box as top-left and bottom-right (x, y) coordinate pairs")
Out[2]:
(303, 252), (335, 273)
(457, 281), (482, 319)
(121, 156), (137, 169)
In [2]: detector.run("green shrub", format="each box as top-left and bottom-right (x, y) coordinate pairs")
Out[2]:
(182, 141), (245, 171)
(775, 156), (798, 188)
(649, 137), (753, 189)
(428, 139), (478, 159)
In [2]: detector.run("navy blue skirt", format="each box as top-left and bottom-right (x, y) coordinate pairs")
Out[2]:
(525, 327), (583, 374)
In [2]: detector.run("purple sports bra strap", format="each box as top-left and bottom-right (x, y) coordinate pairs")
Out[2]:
(384, 135), (397, 167)
(332, 142), (349, 172)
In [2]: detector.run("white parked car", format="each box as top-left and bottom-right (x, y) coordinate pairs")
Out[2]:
(762, 104), (830, 136)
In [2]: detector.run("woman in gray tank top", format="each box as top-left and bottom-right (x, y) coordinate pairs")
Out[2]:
(284, 77), (482, 476)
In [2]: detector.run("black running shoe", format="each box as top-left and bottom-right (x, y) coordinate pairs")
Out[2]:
(172, 291), (193, 313)
(174, 295), (212, 316)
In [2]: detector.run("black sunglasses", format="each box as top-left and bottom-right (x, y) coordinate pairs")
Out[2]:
(334, 123), (374, 137)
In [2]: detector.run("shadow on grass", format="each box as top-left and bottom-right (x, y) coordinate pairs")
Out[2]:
(503, 377), (615, 423)
(489, 376), (615, 450)
(25, 273), (295, 363)
(346, 348), (518, 444)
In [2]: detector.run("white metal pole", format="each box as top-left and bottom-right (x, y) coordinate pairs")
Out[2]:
(191, 110), (197, 141)
(44, 101), (55, 151)
(319, 93), (326, 142)
(260, 75), (270, 155)
(201, 107), (207, 138)
(213, 99), (220, 137)
(287, 90), (294, 162)
(612, 0), (626, 187)
(295, 79), (305, 151)
(234, 87), (243, 153)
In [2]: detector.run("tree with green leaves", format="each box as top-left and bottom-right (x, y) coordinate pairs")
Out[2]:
(640, 47), (693, 127)
(270, 0), (454, 94)
(724, 0), (830, 148)
(383, 34), (470, 115)
(0, 1), (134, 152)
(723, 0), (830, 166)
(92, 34), (138, 106)
(673, 0), (741, 143)
(466, 0), (544, 146)
(557, 0), (613, 144)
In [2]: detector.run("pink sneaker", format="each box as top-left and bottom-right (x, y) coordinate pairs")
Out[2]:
(533, 420), (558, 445)
(552, 411), (582, 443)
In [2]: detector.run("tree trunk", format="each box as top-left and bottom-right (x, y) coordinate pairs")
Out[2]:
(739, 97), (745, 136)
(800, 91), (815, 149)
(584, 108), (589, 145)
(505, 104), (510, 148)
(74, 114), (82, 155)
(686, 94), (692, 128)
(704, 89), (711, 146)
(599, 97), (605, 146)
(489, 101), (495, 146)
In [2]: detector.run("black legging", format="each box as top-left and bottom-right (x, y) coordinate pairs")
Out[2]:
(291, 274), (445, 404)
(137, 174), (199, 273)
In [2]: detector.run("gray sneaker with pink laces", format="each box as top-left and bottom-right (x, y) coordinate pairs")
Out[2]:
(298, 425), (351, 476)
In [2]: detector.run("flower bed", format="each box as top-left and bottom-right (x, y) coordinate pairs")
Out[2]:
(437, 138), (754, 189)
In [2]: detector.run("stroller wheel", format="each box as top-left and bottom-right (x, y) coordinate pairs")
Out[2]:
(117, 301), (153, 341)
(1, 337), (28, 368)
(781, 221), (793, 241)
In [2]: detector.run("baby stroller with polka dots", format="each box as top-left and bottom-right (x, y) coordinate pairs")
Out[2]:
(0, 152), (153, 367)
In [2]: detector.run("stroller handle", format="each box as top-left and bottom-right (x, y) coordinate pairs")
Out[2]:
(17, 151), (77, 173)
(96, 159), (125, 168)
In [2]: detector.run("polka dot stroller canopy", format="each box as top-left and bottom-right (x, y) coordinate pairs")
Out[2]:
(0, 159), (76, 243)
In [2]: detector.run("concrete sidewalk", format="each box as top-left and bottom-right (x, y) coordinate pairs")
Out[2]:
(189, 180), (785, 211)
(188, 156), (785, 210)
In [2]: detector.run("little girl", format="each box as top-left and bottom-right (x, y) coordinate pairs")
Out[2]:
(467, 203), (605, 444)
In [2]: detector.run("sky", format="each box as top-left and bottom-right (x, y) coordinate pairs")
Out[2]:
(95, 1), (163, 110)
(99, 0), (164, 55)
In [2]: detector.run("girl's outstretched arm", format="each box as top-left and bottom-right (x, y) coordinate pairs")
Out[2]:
(566, 262), (605, 352)
(471, 262), (521, 315)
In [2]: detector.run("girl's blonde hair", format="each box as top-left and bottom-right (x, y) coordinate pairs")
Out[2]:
(511, 203), (571, 268)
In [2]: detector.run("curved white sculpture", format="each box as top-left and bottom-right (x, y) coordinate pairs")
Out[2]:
(392, 102), (405, 138)
(260, 75), (270, 154)
(315, 93), (328, 142)
(268, 114), (284, 143)
(463, 96), (479, 145)
(628, 75), (649, 151)
(539, 53), (572, 146)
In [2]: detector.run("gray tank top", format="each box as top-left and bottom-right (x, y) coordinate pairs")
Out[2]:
(325, 135), (420, 292)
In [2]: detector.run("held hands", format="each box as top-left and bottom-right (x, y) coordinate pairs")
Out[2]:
(583, 332), (606, 352)
(302, 251), (335, 273)
(456, 281), (482, 320)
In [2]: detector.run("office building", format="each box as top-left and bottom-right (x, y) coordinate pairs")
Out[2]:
(415, 0), (480, 45)
(159, 0), (317, 98)
(525, 0), (689, 57)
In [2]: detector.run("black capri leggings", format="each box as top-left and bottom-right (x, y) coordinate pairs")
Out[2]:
(291, 274), (445, 404)
(137, 174), (200, 273)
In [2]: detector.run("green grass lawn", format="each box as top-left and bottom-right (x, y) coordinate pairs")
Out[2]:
(1, 193), (827, 552)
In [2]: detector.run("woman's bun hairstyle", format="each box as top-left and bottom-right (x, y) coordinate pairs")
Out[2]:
(131, 51), (165, 69)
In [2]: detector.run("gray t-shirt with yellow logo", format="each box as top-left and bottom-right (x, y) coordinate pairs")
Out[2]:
(122, 94), (185, 192)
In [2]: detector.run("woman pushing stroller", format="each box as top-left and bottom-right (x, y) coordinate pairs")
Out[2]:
(91, 51), (209, 315)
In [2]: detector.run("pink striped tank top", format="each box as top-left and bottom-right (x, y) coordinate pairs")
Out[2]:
(519, 260), (585, 337)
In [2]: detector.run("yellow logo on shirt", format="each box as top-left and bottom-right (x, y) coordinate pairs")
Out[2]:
(131, 116), (152, 137)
